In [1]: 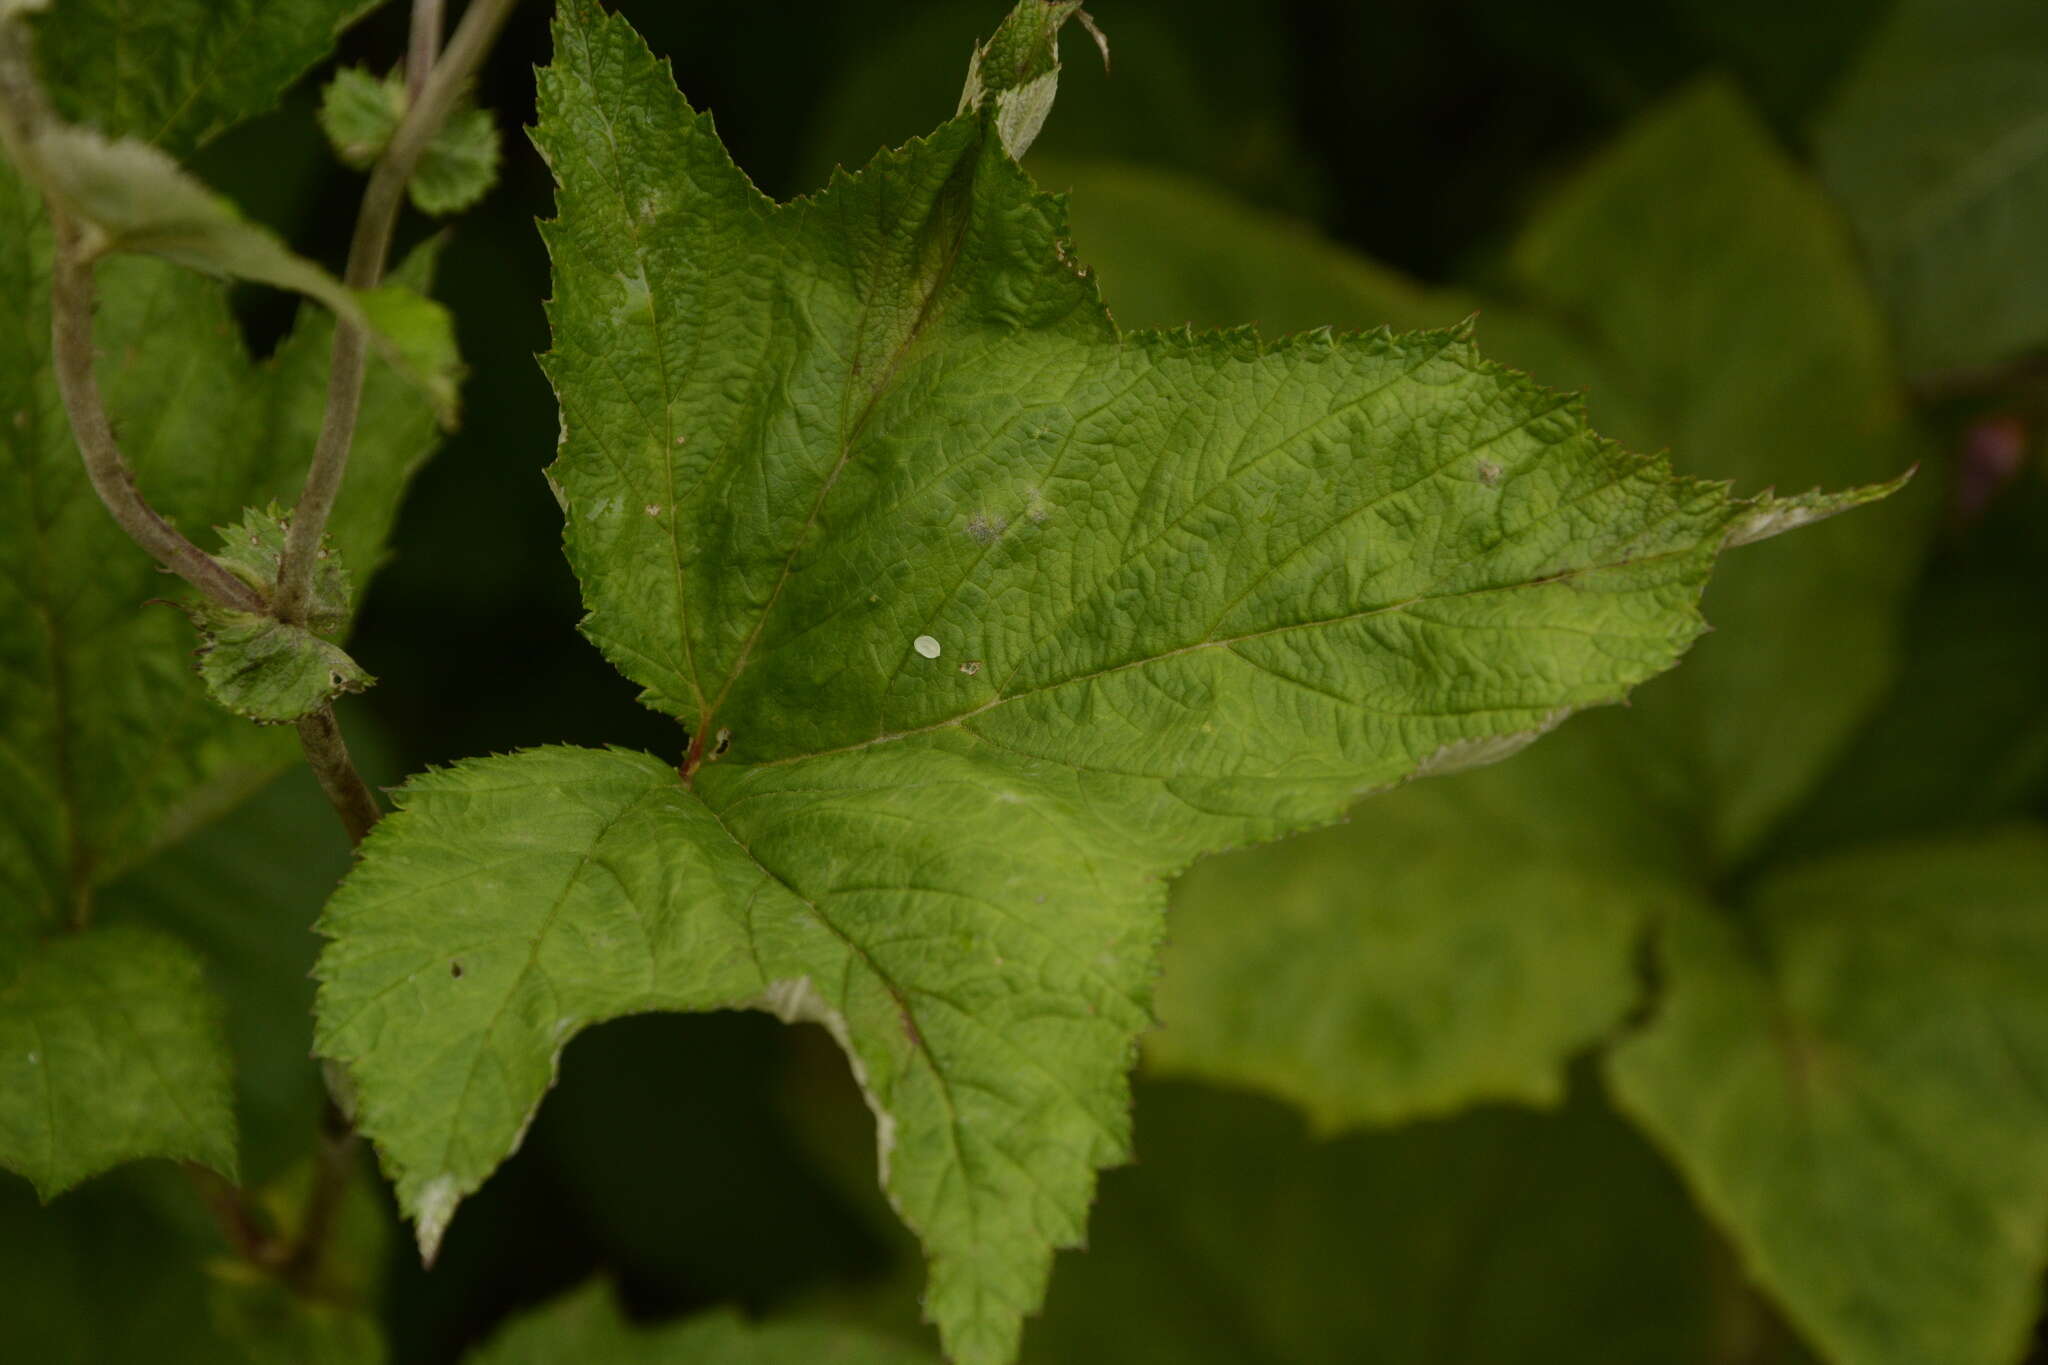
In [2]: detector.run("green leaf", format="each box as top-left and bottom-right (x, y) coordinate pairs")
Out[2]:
(1093, 83), (1922, 1129)
(956, 0), (1105, 159)
(100, 763), (372, 1183)
(1608, 829), (2048, 1365)
(187, 607), (374, 726)
(1066, 86), (1926, 867)
(319, 66), (502, 217)
(1019, 1081), (1797, 1364)
(184, 506), (372, 725)
(1082, 82), (2048, 1365)
(411, 101), (500, 217)
(467, 1280), (934, 1365)
(30, 0), (383, 159)
(318, 66), (402, 169)
(0, 154), (443, 927)
(212, 503), (353, 628)
(1489, 81), (1926, 864)
(0, 925), (235, 1196)
(316, 10), (1884, 1364)
(0, 107), (462, 420)
(1150, 720), (1703, 1128)
(1814, 0), (2048, 375)
(0, 11), (458, 418)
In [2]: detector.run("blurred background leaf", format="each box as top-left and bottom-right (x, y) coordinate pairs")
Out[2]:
(1813, 0), (2048, 379)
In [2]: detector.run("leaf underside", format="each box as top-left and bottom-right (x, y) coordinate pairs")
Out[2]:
(314, 7), (1881, 1363)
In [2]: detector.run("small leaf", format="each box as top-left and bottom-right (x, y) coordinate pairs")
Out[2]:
(957, 0), (1104, 159)
(212, 504), (353, 631)
(317, 66), (402, 169)
(0, 925), (237, 1197)
(319, 65), (502, 217)
(182, 507), (370, 726)
(186, 607), (373, 726)
(1608, 829), (2048, 1365)
(467, 1280), (935, 1365)
(411, 101), (500, 216)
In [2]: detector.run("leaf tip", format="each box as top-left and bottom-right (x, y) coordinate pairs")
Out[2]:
(413, 1173), (462, 1266)
(1722, 466), (1914, 549)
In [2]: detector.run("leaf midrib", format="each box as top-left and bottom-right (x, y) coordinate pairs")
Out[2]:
(736, 536), (1713, 775)
(693, 140), (982, 766)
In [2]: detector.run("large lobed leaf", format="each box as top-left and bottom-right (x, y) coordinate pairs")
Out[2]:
(313, 8), (1884, 1363)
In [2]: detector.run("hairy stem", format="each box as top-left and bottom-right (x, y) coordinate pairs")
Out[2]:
(274, 0), (519, 624)
(297, 704), (382, 845)
(47, 215), (266, 615)
(408, 0), (446, 104)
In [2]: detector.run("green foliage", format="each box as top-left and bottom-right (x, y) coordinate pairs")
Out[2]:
(99, 763), (373, 1181)
(0, 3), (2035, 1364)
(0, 925), (236, 1196)
(467, 1280), (935, 1365)
(0, 20), (458, 418)
(1068, 71), (2048, 1365)
(1141, 77), (1924, 1111)
(1610, 832), (2048, 1365)
(955, 0), (1102, 158)
(28, 0), (381, 158)
(311, 8), (1880, 1364)
(1021, 1082), (1789, 1364)
(319, 66), (502, 216)
(185, 507), (372, 725)
(318, 66), (405, 168)
(1815, 0), (2048, 375)
(0, 0), (442, 1203)
(0, 165), (439, 920)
